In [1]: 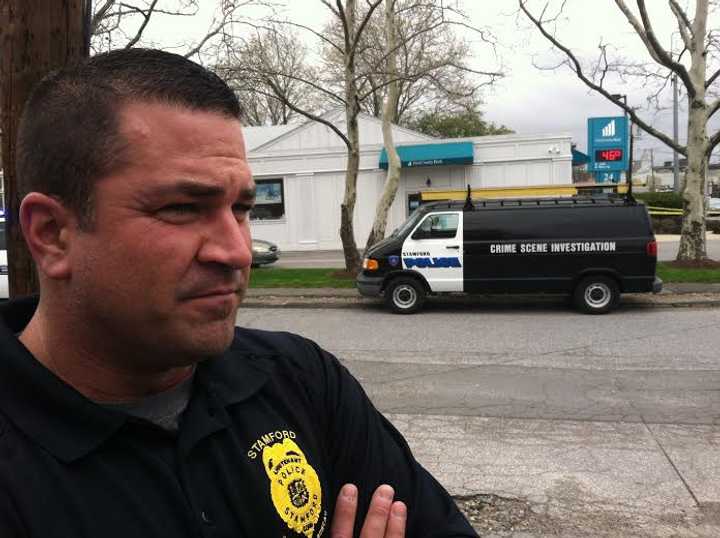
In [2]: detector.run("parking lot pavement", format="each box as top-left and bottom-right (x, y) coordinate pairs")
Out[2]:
(391, 413), (720, 537)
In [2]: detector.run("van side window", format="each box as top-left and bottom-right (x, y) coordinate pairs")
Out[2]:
(412, 213), (459, 240)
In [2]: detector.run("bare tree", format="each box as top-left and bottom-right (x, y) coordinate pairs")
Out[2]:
(324, 0), (503, 126)
(226, 1), (501, 268)
(224, 0), (384, 273)
(520, 0), (720, 262)
(366, 0), (402, 250)
(217, 28), (321, 126)
(91, 0), (271, 60)
(350, 0), (501, 249)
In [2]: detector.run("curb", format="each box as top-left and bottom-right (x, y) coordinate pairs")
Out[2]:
(242, 291), (720, 311)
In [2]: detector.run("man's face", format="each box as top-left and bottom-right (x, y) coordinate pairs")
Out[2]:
(68, 101), (255, 369)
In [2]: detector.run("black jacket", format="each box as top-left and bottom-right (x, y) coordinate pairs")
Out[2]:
(0, 297), (476, 537)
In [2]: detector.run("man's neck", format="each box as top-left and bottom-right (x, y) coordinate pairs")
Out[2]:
(19, 304), (194, 403)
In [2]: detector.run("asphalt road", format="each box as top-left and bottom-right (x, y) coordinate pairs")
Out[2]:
(235, 306), (720, 425)
(272, 237), (720, 267)
(235, 306), (720, 535)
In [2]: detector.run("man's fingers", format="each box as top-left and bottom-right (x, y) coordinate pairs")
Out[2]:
(330, 484), (358, 538)
(332, 484), (406, 538)
(385, 501), (407, 538)
(359, 485), (395, 537)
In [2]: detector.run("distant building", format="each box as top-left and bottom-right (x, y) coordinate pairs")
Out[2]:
(246, 110), (573, 251)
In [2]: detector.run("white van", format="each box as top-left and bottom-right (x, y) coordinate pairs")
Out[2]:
(0, 218), (7, 299)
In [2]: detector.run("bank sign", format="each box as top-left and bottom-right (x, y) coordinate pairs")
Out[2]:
(587, 116), (628, 172)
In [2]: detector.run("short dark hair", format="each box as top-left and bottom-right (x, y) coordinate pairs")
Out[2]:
(17, 48), (242, 227)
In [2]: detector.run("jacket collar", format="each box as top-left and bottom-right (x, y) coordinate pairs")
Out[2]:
(0, 297), (273, 463)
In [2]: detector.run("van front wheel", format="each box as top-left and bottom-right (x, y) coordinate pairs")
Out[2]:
(385, 277), (425, 314)
(574, 275), (619, 314)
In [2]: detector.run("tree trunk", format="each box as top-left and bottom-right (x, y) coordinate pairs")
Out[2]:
(677, 106), (708, 261)
(365, 0), (401, 252)
(677, 0), (709, 262)
(340, 117), (362, 273)
(339, 0), (362, 274)
(0, 0), (88, 297)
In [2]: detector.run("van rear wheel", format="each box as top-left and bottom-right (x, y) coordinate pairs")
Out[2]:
(574, 275), (619, 314)
(385, 277), (425, 314)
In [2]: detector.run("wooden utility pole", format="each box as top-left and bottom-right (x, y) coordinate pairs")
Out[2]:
(0, 0), (89, 297)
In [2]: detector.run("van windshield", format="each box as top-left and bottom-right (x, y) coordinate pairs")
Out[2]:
(390, 210), (424, 238)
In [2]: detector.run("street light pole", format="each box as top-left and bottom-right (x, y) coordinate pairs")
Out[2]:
(610, 94), (633, 196)
(673, 74), (680, 192)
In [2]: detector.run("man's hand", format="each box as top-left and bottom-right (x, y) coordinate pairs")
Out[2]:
(330, 483), (406, 538)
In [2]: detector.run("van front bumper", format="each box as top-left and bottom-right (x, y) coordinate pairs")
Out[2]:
(356, 273), (383, 297)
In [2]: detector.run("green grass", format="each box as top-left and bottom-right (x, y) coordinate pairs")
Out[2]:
(656, 262), (720, 283)
(249, 264), (720, 288)
(249, 267), (356, 288)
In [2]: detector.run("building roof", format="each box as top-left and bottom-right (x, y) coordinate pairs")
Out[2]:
(243, 124), (298, 151)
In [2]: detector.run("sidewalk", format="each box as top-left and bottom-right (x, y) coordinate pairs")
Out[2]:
(391, 414), (719, 537)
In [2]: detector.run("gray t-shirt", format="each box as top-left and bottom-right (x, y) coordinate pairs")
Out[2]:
(101, 372), (194, 432)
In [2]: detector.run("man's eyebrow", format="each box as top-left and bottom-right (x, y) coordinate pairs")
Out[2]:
(239, 186), (256, 202)
(146, 180), (224, 198)
(146, 181), (255, 200)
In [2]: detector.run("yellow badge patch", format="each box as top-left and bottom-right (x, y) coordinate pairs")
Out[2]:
(262, 438), (323, 537)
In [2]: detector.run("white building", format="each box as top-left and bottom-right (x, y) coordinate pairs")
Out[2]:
(246, 110), (572, 252)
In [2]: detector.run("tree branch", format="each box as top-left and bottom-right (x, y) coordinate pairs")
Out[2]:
(709, 96), (720, 120)
(267, 18), (344, 55)
(707, 129), (720, 157)
(91, 0), (116, 34)
(519, 0), (686, 155)
(257, 69), (347, 105)
(183, 9), (232, 59)
(349, 0), (383, 60)
(668, 0), (693, 50)
(706, 67), (720, 89)
(123, 0), (159, 49)
(629, 0), (694, 96)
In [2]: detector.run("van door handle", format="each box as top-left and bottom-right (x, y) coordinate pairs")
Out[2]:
(446, 245), (459, 249)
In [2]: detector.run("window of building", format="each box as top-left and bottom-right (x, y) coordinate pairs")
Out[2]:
(252, 178), (285, 220)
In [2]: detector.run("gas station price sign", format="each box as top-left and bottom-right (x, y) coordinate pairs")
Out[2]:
(595, 148), (624, 162)
(587, 116), (628, 172)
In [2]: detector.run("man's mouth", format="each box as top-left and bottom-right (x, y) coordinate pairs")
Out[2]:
(192, 288), (239, 298)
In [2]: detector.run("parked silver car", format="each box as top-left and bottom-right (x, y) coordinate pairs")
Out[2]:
(251, 238), (279, 267)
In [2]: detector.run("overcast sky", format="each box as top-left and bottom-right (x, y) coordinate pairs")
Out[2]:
(142, 0), (720, 164)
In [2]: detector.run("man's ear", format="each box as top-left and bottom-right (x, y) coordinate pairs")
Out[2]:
(19, 193), (77, 280)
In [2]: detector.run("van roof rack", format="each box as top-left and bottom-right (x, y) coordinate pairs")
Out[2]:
(423, 194), (635, 211)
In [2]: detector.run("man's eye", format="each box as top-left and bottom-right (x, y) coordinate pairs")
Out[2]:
(164, 204), (197, 214)
(233, 204), (253, 219)
(157, 203), (200, 222)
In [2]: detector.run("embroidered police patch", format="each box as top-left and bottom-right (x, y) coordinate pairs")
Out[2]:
(262, 438), (323, 537)
(388, 255), (400, 267)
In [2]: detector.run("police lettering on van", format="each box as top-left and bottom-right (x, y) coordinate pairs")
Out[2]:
(357, 196), (661, 314)
(487, 241), (617, 254)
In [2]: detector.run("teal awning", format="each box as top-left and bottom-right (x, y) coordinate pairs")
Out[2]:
(379, 142), (474, 169)
(572, 148), (590, 166)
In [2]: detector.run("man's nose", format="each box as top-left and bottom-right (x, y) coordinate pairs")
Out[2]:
(197, 210), (253, 269)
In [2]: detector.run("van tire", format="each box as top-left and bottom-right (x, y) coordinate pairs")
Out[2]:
(385, 277), (425, 314)
(574, 275), (620, 314)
